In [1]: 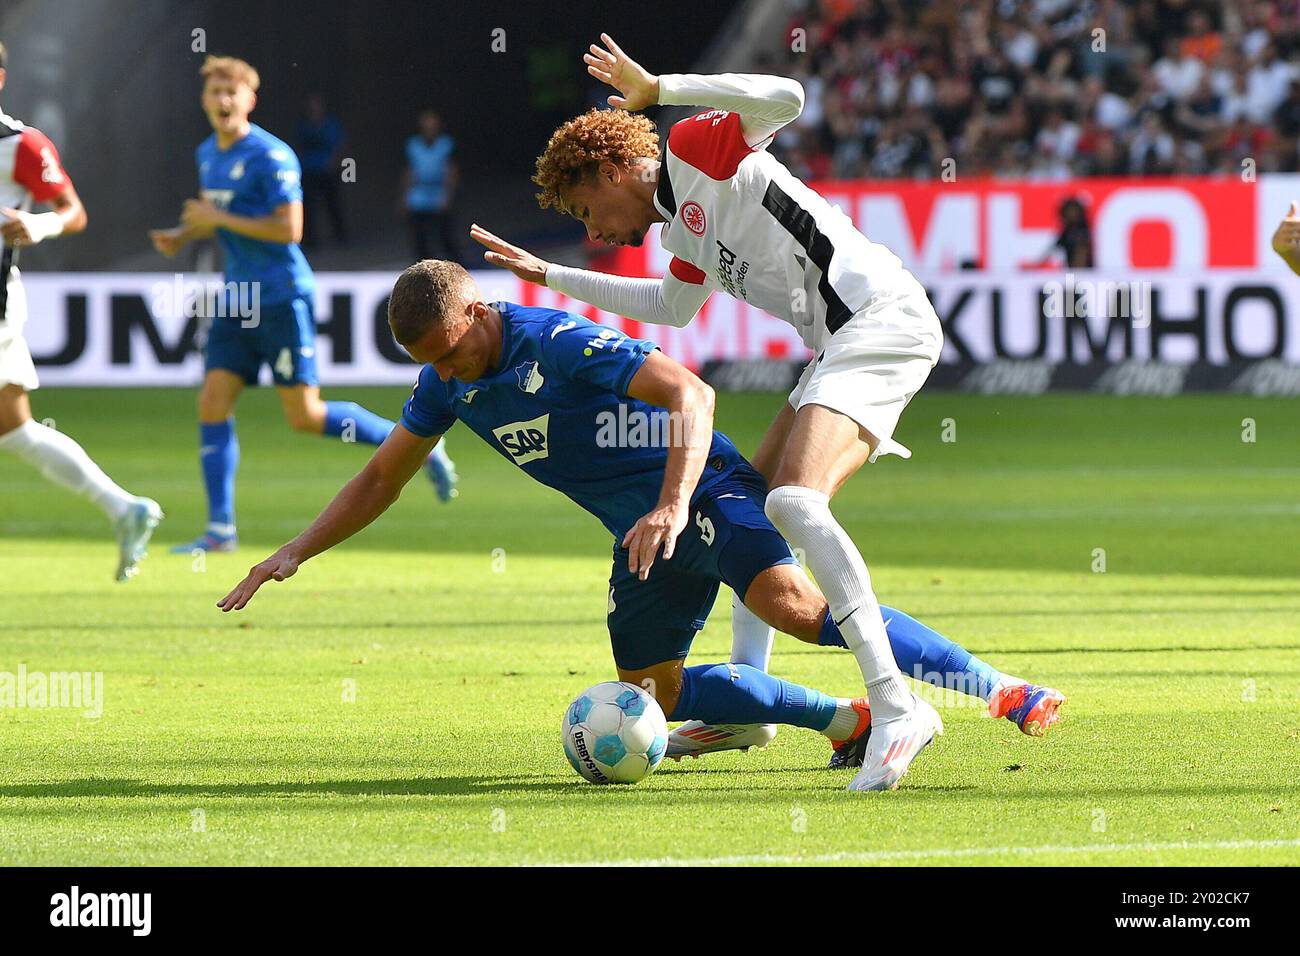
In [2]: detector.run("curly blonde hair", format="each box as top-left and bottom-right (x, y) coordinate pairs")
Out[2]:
(533, 109), (660, 212)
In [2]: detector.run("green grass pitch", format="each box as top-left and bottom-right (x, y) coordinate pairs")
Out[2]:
(1, 386), (1297, 866)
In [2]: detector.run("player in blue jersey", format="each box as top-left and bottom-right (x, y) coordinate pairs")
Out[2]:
(218, 262), (1065, 782)
(149, 55), (457, 554)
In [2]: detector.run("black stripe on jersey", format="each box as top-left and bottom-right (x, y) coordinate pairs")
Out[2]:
(761, 180), (852, 334)
(0, 122), (25, 322)
(655, 149), (677, 218)
(0, 244), (13, 325)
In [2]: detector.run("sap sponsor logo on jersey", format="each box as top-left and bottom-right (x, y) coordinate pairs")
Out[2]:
(493, 413), (550, 464)
(515, 360), (545, 394)
(716, 241), (750, 300)
(200, 188), (235, 209)
(49, 886), (151, 936)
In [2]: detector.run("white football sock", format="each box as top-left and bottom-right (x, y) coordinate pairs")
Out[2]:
(0, 419), (135, 521)
(764, 484), (914, 721)
(729, 595), (774, 671)
(822, 699), (865, 740)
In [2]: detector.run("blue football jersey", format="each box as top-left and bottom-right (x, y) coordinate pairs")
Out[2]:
(196, 123), (315, 306)
(401, 303), (744, 540)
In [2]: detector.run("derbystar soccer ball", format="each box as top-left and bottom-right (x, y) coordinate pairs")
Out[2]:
(562, 681), (669, 784)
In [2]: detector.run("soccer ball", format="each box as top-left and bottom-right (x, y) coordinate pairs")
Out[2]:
(562, 681), (668, 784)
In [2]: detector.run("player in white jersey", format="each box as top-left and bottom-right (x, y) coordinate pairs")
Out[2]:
(471, 35), (952, 791)
(0, 41), (162, 581)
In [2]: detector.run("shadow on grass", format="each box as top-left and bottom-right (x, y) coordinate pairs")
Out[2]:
(0, 771), (828, 799)
(0, 619), (601, 633)
(3, 776), (1293, 801)
(779, 643), (1300, 657)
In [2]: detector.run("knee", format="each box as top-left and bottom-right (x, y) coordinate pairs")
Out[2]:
(283, 396), (326, 433)
(0, 407), (30, 439)
(617, 666), (683, 718)
(285, 409), (321, 433)
(764, 484), (825, 532)
(747, 575), (826, 643)
(0, 417), (27, 441)
(197, 390), (231, 423)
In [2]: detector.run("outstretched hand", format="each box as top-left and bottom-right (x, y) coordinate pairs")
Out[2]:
(469, 223), (550, 285)
(1272, 201), (1300, 268)
(584, 33), (659, 111)
(217, 550), (301, 612)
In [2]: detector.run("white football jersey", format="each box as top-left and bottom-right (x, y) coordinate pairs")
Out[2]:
(652, 105), (915, 351)
(0, 109), (72, 337)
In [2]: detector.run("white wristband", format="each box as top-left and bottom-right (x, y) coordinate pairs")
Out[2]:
(15, 210), (65, 244)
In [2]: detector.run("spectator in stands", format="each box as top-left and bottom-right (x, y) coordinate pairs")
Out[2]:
(1042, 196), (1094, 269)
(401, 109), (463, 265)
(765, 0), (1300, 181)
(297, 93), (348, 249)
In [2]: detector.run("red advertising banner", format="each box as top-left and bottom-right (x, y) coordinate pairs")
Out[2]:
(604, 174), (1300, 277)
(811, 176), (1259, 271)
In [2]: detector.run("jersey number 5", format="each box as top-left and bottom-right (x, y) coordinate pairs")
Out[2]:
(695, 511), (715, 547)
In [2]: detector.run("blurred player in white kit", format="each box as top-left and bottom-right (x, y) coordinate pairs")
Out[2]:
(0, 40), (162, 581)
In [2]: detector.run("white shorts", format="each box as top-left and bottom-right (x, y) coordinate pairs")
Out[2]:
(0, 333), (39, 391)
(788, 285), (942, 462)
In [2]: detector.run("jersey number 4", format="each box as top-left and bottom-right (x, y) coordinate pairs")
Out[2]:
(275, 348), (296, 380)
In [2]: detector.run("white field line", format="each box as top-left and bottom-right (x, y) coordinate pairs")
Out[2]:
(540, 837), (1300, 867)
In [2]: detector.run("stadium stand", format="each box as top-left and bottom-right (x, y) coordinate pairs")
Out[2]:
(756, 0), (1300, 180)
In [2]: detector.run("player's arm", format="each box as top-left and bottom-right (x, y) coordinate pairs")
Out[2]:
(217, 424), (437, 611)
(1272, 201), (1300, 276)
(182, 198), (303, 245)
(470, 223), (710, 328)
(585, 33), (804, 146)
(1, 127), (88, 246)
(619, 350), (716, 580)
(148, 222), (212, 258)
(0, 181), (87, 246)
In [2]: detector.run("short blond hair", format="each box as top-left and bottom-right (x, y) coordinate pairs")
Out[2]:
(388, 260), (476, 345)
(533, 108), (660, 212)
(200, 55), (260, 91)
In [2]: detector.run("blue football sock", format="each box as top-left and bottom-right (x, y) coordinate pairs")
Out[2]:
(879, 605), (1005, 700)
(818, 605), (1006, 701)
(199, 419), (238, 528)
(668, 662), (840, 732)
(323, 401), (395, 447)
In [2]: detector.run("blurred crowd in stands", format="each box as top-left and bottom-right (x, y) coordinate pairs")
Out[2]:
(764, 0), (1300, 180)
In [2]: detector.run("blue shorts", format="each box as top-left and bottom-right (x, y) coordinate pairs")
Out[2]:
(607, 462), (799, 671)
(204, 295), (319, 387)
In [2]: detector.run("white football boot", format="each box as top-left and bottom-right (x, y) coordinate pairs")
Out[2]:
(113, 497), (164, 582)
(847, 696), (943, 792)
(666, 722), (777, 760)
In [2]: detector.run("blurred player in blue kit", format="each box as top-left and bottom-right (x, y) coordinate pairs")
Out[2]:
(219, 262), (1065, 783)
(150, 55), (457, 553)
